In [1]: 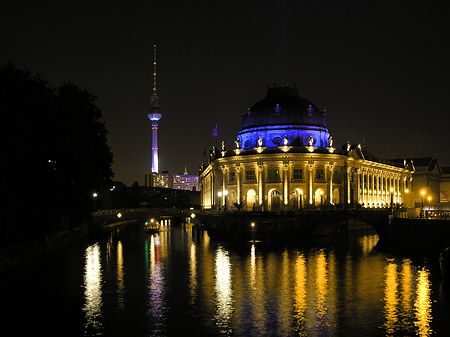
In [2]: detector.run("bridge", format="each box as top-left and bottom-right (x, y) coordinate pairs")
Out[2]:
(92, 207), (195, 231)
(199, 209), (395, 241)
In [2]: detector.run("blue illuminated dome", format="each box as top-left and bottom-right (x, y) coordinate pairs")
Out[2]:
(238, 86), (330, 148)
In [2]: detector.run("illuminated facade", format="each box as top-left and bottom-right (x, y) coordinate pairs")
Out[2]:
(145, 171), (199, 191)
(148, 44), (162, 173)
(200, 86), (413, 211)
(407, 157), (450, 210)
(172, 174), (199, 191)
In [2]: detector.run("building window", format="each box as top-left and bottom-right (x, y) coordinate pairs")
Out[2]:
(293, 168), (303, 181)
(267, 168), (280, 182)
(246, 169), (255, 182)
(229, 171), (236, 184)
(316, 168), (324, 181)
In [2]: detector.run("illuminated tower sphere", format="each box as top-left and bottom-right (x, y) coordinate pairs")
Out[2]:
(238, 86), (330, 149)
(148, 45), (162, 173)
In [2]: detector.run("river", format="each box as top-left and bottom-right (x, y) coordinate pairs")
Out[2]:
(3, 221), (450, 336)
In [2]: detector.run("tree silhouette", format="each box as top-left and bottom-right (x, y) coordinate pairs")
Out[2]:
(0, 63), (113, 244)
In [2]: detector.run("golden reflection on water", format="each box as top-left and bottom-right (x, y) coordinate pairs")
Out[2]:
(384, 260), (399, 335)
(358, 233), (379, 255)
(382, 258), (433, 336)
(415, 267), (433, 336)
(315, 250), (329, 334)
(83, 243), (103, 331)
(293, 253), (307, 336)
(214, 246), (233, 334)
(189, 242), (197, 305)
(116, 240), (125, 311)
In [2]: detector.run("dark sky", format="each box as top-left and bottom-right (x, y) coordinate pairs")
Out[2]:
(2, 0), (449, 185)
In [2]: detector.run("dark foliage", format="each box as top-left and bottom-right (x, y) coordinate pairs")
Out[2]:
(0, 63), (113, 243)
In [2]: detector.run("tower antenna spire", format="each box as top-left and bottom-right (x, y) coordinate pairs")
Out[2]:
(153, 44), (157, 95)
(148, 44), (162, 173)
(150, 44), (159, 109)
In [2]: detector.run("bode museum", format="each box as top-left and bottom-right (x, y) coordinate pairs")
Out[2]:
(199, 85), (414, 211)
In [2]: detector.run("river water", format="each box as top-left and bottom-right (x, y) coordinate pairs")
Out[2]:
(3, 221), (450, 336)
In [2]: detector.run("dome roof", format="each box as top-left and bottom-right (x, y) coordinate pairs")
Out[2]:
(241, 86), (327, 130)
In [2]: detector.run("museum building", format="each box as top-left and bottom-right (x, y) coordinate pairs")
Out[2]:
(199, 86), (414, 211)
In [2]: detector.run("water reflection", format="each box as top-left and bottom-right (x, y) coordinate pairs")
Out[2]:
(382, 258), (433, 336)
(83, 243), (103, 333)
(214, 245), (233, 334)
(116, 240), (125, 311)
(293, 253), (307, 336)
(384, 260), (399, 335)
(146, 233), (167, 335)
(76, 227), (441, 336)
(415, 267), (432, 336)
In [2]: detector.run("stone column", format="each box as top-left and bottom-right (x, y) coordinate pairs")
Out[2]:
(362, 171), (365, 206)
(308, 163), (314, 204)
(258, 164), (264, 206)
(376, 173), (380, 206)
(346, 167), (351, 205)
(357, 168), (361, 204)
(236, 165), (241, 205)
(396, 177), (400, 204)
(283, 162), (289, 205)
(221, 166), (227, 207)
(329, 164), (335, 204)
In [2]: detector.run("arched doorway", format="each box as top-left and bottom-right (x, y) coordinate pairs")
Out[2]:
(268, 189), (281, 211)
(292, 188), (304, 210)
(246, 189), (256, 211)
(333, 188), (340, 205)
(315, 188), (325, 207)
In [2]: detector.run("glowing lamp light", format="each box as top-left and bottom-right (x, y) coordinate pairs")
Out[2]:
(117, 212), (123, 219)
(92, 192), (98, 198)
(427, 196), (432, 201)
(405, 189), (409, 193)
(191, 213), (196, 219)
(218, 191), (222, 197)
(421, 190), (426, 196)
(390, 188), (394, 194)
(251, 222), (255, 227)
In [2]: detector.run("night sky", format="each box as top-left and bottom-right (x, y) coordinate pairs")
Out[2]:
(2, 1), (449, 185)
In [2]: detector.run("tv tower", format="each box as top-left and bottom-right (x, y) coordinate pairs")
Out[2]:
(148, 44), (162, 173)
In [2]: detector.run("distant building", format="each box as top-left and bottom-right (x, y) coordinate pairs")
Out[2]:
(145, 171), (199, 191)
(199, 85), (414, 211)
(172, 173), (199, 191)
(406, 157), (450, 210)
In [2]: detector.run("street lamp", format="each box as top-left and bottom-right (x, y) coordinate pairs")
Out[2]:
(218, 191), (222, 210)
(420, 190), (426, 218)
(390, 187), (394, 209)
(427, 196), (432, 219)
